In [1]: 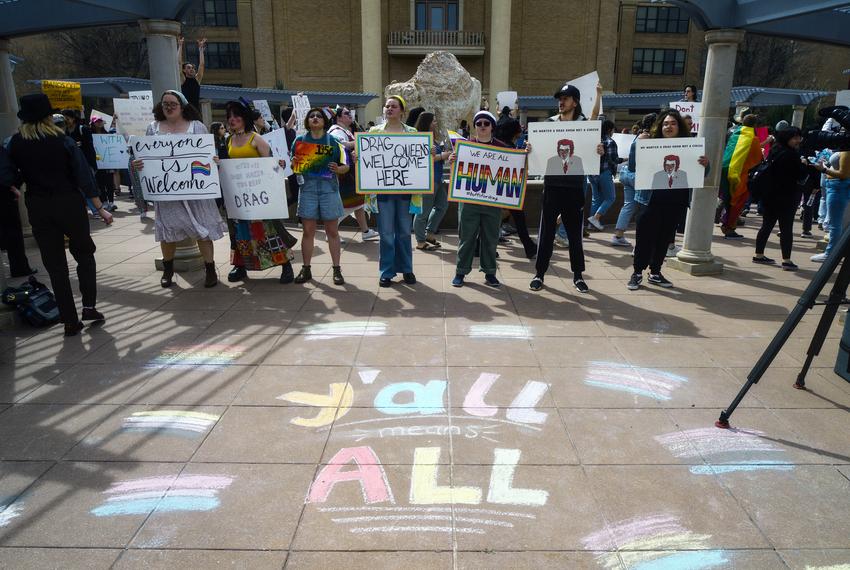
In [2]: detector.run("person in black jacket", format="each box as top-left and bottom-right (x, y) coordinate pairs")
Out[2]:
(0, 166), (36, 278)
(753, 126), (813, 270)
(61, 108), (97, 173)
(1, 94), (113, 336)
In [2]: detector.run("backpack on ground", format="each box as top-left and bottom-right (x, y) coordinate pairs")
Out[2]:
(1, 276), (60, 327)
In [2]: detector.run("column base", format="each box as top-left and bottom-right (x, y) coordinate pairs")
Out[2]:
(666, 257), (724, 276)
(154, 255), (205, 272)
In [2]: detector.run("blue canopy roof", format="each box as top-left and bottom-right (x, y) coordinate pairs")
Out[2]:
(27, 77), (380, 107)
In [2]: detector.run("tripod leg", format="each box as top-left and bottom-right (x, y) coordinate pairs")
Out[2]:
(717, 230), (850, 428)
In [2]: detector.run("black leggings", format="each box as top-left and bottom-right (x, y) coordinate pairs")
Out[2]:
(96, 171), (115, 203)
(633, 202), (685, 274)
(755, 202), (795, 259)
(535, 184), (586, 277)
(509, 210), (536, 253)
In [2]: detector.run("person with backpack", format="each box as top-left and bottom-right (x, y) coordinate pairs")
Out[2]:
(752, 127), (813, 270)
(0, 94), (113, 336)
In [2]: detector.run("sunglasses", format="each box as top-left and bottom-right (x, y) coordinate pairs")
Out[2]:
(308, 113), (323, 119)
(474, 121), (492, 128)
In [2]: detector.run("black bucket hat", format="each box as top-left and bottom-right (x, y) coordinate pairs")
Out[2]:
(17, 93), (54, 122)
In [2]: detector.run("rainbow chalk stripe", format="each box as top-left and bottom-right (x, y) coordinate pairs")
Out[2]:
(0, 504), (23, 527)
(655, 428), (794, 474)
(584, 361), (687, 401)
(583, 514), (727, 570)
(121, 411), (219, 436)
(191, 161), (211, 176)
(91, 475), (233, 517)
(304, 321), (386, 340)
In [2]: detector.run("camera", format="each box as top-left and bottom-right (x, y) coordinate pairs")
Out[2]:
(802, 106), (850, 153)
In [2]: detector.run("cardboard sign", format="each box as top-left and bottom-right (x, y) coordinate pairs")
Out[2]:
(562, 71), (602, 115)
(292, 140), (342, 179)
(527, 121), (602, 176)
(219, 157), (288, 220)
(496, 91), (518, 112)
(449, 140), (527, 210)
(261, 129), (293, 177)
(89, 109), (113, 131)
(612, 133), (636, 161)
(129, 90), (153, 102)
(355, 132), (434, 194)
(755, 126), (770, 156)
(129, 134), (221, 201)
(93, 134), (128, 170)
(253, 99), (279, 129)
(635, 137), (705, 190)
(113, 98), (154, 138)
(669, 101), (702, 136)
(292, 94), (311, 136)
(42, 80), (82, 110)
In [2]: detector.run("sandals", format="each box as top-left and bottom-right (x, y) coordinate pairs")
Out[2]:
(416, 242), (437, 251)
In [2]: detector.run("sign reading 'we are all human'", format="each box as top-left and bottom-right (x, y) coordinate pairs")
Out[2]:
(449, 140), (528, 210)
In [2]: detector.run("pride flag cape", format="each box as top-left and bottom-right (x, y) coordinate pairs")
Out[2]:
(720, 125), (762, 200)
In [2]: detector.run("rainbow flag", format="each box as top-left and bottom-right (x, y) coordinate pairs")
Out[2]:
(720, 125), (763, 226)
(191, 161), (211, 176)
(448, 130), (465, 145)
(292, 140), (344, 179)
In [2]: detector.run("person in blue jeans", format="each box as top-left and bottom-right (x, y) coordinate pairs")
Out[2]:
(412, 112), (449, 250)
(811, 150), (850, 262)
(612, 116), (653, 247)
(587, 120), (622, 231)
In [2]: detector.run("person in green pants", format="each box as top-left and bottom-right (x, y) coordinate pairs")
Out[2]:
(449, 110), (511, 288)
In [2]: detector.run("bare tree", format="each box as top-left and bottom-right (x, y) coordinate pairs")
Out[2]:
(54, 26), (148, 78)
(734, 34), (818, 90)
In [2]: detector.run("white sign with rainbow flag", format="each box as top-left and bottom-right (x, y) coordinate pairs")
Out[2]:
(128, 134), (221, 202)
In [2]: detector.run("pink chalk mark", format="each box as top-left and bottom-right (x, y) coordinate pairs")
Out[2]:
(583, 514), (685, 550)
(462, 373), (500, 416)
(107, 475), (232, 495)
(308, 446), (394, 505)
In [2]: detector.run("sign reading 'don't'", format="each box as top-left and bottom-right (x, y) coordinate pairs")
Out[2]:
(355, 132), (434, 194)
(129, 134), (221, 201)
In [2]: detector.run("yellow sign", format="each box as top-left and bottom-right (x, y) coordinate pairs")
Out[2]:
(41, 80), (82, 110)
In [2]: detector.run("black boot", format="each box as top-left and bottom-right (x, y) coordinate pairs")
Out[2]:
(280, 262), (294, 284)
(204, 262), (218, 288)
(160, 259), (174, 288)
(228, 265), (247, 282)
(294, 265), (312, 284)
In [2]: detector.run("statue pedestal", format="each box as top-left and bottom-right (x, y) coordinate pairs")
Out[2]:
(154, 238), (205, 271)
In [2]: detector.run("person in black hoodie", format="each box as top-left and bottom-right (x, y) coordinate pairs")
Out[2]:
(61, 108), (97, 174)
(1, 94), (113, 336)
(752, 126), (813, 270)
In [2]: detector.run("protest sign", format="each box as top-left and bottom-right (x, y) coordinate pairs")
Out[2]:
(563, 71), (602, 115)
(355, 132), (433, 194)
(527, 120), (602, 176)
(89, 109), (113, 131)
(635, 137), (705, 191)
(755, 126), (770, 155)
(253, 99), (279, 128)
(292, 139), (343, 179)
(261, 129), (293, 177)
(219, 157), (288, 220)
(612, 133), (636, 160)
(93, 134), (129, 170)
(113, 98), (154, 137)
(836, 90), (850, 107)
(129, 90), (153, 102)
(448, 140), (527, 210)
(292, 94), (311, 135)
(129, 134), (221, 201)
(496, 91), (518, 112)
(669, 101), (702, 136)
(42, 80), (82, 110)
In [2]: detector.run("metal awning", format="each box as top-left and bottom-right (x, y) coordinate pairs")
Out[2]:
(518, 87), (830, 111)
(28, 77), (380, 107)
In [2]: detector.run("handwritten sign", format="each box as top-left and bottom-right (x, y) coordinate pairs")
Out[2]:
(355, 133), (433, 194)
(89, 109), (113, 131)
(41, 80), (82, 110)
(113, 98), (154, 138)
(219, 157), (288, 220)
(669, 101), (702, 136)
(612, 133), (636, 161)
(129, 134), (221, 201)
(292, 140), (341, 179)
(261, 129), (293, 177)
(527, 121), (602, 176)
(253, 99), (279, 129)
(128, 90), (153, 102)
(93, 134), (128, 170)
(292, 94), (311, 136)
(635, 138), (705, 190)
(449, 140), (527, 210)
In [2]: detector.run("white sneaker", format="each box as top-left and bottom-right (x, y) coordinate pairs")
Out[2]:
(611, 235), (631, 247)
(554, 235), (569, 248)
(587, 216), (603, 231)
(811, 253), (828, 262)
(362, 228), (379, 241)
(666, 244), (681, 257)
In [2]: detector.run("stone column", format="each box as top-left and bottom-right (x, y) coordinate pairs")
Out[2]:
(0, 38), (16, 303)
(488, 0), (511, 107)
(361, 0), (384, 123)
(200, 99), (213, 126)
(668, 29), (745, 276)
(792, 105), (806, 128)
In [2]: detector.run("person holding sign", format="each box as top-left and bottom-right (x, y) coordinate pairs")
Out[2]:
(448, 110), (515, 288)
(290, 108), (349, 285)
(627, 110), (709, 290)
(132, 90), (224, 288)
(412, 112), (450, 251)
(220, 101), (297, 284)
(1, 94), (113, 336)
(528, 82), (603, 294)
(368, 96), (419, 288)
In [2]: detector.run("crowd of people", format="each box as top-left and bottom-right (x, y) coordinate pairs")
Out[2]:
(0, 57), (843, 337)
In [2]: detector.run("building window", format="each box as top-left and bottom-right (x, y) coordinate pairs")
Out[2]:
(632, 48), (686, 75)
(186, 42), (241, 69)
(635, 6), (689, 33)
(187, 0), (238, 27)
(415, 1), (459, 31)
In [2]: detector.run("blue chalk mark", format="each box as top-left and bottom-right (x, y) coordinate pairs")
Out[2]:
(631, 550), (728, 570)
(374, 380), (447, 415)
(91, 496), (220, 517)
(690, 462), (794, 475)
(584, 380), (670, 401)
